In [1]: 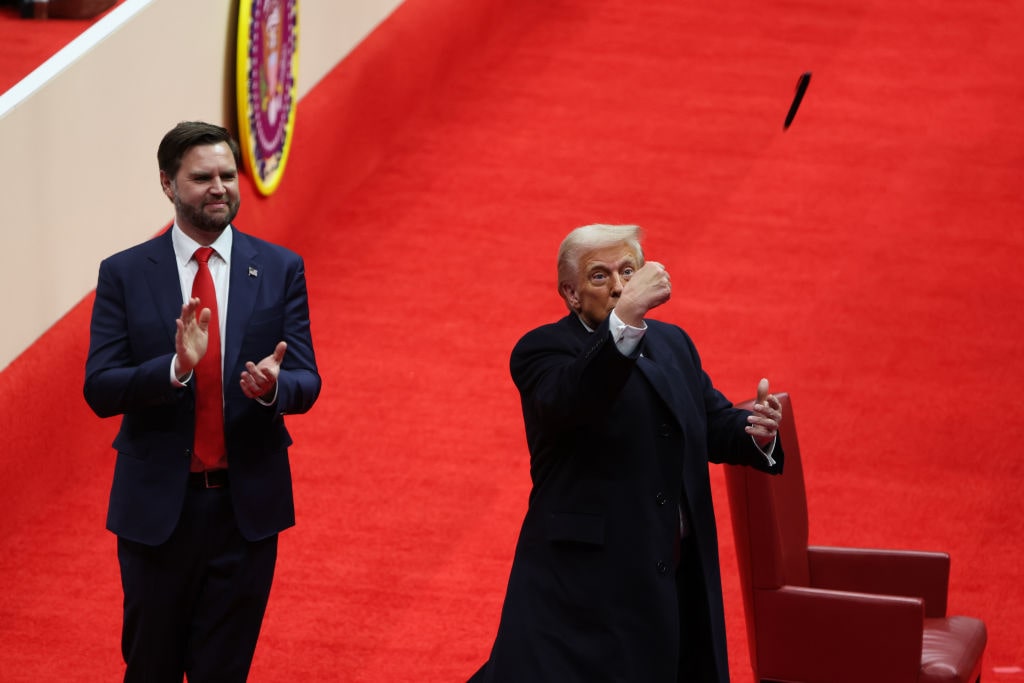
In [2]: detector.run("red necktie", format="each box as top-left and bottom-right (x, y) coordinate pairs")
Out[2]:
(191, 247), (225, 469)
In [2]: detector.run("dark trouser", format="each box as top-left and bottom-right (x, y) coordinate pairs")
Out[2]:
(117, 485), (278, 683)
(677, 536), (716, 683)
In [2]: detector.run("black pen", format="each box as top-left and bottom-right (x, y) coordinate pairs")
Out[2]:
(784, 72), (812, 130)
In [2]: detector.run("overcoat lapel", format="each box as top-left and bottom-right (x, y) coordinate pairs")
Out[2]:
(567, 313), (692, 431)
(636, 334), (689, 432)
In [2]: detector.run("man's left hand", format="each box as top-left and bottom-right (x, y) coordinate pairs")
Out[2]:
(745, 377), (782, 446)
(240, 341), (287, 400)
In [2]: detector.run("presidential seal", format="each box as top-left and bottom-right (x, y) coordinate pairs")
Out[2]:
(237, 0), (299, 195)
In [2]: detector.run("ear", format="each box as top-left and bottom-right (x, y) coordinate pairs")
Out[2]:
(561, 282), (580, 311)
(159, 171), (175, 202)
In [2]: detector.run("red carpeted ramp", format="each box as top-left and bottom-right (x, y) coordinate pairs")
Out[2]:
(1, 0), (1022, 681)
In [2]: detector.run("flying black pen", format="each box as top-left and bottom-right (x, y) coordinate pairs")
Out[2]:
(784, 72), (812, 130)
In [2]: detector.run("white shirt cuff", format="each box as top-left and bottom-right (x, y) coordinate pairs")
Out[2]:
(609, 309), (646, 357)
(752, 434), (778, 467)
(171, 355), (192, 387)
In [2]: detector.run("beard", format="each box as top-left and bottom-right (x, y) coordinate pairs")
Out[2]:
(174, 194), (241, 233)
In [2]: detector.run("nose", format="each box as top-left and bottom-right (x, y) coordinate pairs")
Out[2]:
(209, 176), (225, 194)
(610, 272), (626, 294)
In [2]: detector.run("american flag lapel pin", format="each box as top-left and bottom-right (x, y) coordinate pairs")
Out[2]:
(248, 265), (258, 278)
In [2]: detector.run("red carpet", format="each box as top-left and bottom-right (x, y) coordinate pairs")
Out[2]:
(1, 0), (1022, 681)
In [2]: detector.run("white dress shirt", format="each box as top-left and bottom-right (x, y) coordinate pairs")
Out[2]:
(168, 225), (232, 387)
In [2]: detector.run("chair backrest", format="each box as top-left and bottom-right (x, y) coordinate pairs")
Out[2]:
(724, 393), (811, 663)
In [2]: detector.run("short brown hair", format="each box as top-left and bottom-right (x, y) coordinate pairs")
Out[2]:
(157, 121), (242, 179)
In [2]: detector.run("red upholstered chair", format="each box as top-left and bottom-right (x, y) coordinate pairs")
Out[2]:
(724, 393), (987, 683)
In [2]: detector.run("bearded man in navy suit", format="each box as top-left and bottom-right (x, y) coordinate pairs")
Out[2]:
(470, 224), (784, 682)
(85, 121), (321, 683)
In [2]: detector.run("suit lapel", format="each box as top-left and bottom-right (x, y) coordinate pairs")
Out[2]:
(142, 230), (186, 349)
(224, 230), (262, 375)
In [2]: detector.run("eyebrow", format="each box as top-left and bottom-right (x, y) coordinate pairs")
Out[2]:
(587, 257), (636, 272)
(189, 169), (237, 179)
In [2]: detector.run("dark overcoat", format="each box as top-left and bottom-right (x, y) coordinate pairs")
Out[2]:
(471, 314), (782, 682)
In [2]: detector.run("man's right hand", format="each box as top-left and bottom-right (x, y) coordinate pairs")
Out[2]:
(615, 261), (672, 326)
(174, 297), (211, 377)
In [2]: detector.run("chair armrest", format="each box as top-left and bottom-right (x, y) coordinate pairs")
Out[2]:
(807, 546), (949, 617)
(754, 586), (924, 683)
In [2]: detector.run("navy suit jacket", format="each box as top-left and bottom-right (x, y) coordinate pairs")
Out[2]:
(84, 227), (321, 545)
(473, 314), (782, 683)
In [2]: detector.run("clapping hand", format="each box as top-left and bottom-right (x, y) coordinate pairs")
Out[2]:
(174, 297), (211, 378)
(240, 341), (288, 400)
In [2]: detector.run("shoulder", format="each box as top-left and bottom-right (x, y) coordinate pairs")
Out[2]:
(513, 315), (581, 350)
(644, 318), (701, 360)
(645, 318), (690, 343)
(100, 230), (172, 269)
(231, 227), (302, 262)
